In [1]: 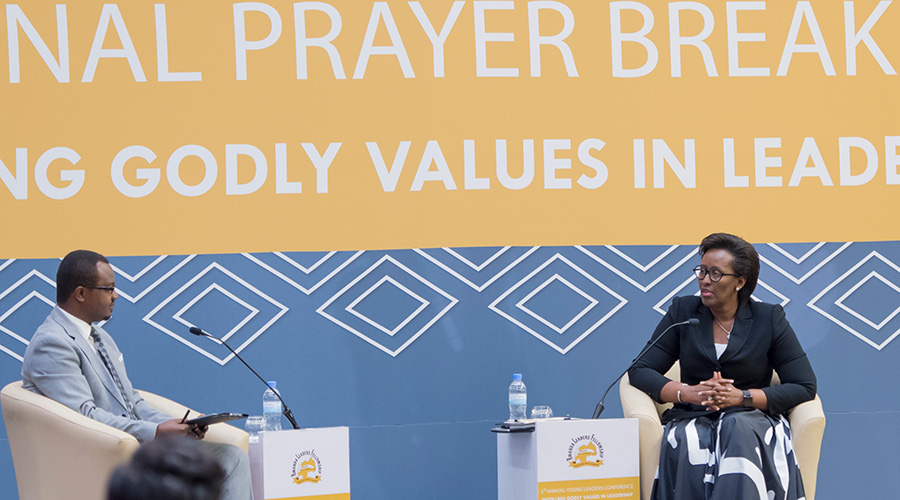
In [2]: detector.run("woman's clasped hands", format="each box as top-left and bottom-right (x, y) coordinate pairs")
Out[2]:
(696, 371), (740, 411)
(674, 371), (739, 411)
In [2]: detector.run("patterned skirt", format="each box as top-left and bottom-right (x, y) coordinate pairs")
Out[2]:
(652, 409), (806, 500)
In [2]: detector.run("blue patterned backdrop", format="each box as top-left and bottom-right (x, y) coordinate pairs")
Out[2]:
(1, 241), (898, 499)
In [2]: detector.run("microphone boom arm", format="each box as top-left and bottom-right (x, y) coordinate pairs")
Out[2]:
(189, 327), (300, 430)
(591, 318), (698, 419)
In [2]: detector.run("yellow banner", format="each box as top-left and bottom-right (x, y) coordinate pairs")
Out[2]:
(2, 1), (898, 257)
(539, 476), (639, 500)
(268, 494), (349, 500)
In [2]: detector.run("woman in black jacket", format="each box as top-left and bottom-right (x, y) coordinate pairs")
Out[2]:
(628, 233), (816, 500)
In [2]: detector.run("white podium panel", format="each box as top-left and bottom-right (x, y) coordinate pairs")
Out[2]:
(497, 419), (639, 500)
(250, 427), (350, 500)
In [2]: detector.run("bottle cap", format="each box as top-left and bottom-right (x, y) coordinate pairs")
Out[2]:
(512, 373), (522, 380)
(267, 381), (277, 388)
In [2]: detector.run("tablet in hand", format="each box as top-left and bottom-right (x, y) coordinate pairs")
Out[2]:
(186, 413), (248, 427)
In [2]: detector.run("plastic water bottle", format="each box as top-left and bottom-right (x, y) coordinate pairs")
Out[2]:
(508, 373), (527, 421)
(263, 381), (283, 431)
(245, 416), (264, 445)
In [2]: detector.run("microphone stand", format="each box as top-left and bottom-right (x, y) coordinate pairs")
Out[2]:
(591, 318), (699, 419)
(189, 326), (300, 430)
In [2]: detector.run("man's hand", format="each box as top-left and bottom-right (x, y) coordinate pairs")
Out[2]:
(155, 419), (208, 440)
(190, 424), (208, 440)
(156, 418), (192, 437)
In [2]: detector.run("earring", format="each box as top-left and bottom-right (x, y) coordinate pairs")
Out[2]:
(735, 287), (741, 291)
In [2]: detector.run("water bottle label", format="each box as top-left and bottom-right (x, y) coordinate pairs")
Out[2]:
(509, 395), (526, 405)
(263, 401), (282, 411)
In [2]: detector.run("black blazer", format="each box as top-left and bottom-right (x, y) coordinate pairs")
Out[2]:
(628, 296), (816, 420)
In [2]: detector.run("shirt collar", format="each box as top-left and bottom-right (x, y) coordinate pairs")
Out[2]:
(58, 306), (93, 345)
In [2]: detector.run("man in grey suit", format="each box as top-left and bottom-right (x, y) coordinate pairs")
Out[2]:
(22, 250), (252, 500)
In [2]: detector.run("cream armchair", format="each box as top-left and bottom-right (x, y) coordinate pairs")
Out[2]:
(1, 380), (248, 500)
(620, 361), (825, 500)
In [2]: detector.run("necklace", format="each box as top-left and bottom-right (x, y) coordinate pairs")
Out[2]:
(714, 317), (733, 340)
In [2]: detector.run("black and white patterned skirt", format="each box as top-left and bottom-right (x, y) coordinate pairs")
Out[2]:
(652, 409), (806, 500)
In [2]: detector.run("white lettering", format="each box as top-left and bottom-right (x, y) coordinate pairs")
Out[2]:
(528, 1), (578, 77)
(35, 147), (83, 200)
(788, 137), (833, 186)
(610, 1), (658, 78)
(544, 139), (571, 189)
(301, 142), (341, 193)
(155, 4), (201, 82)
(496, 139), (535, 189)
(723, 138), (749, 187)
(6, 5), (69, 83)
(777, 1), (836, 76)
(726, 2), (769, 77)
(653, 139), (696, 188)
(226, 144), (268, 195)
(368, 141), (411, 192)
(82, 5), (145, 82)
(633, 139), (646, 188)
(411, 140), (457, 190)
(887, 136), (900, 185)
(354, 2), (414, 79)
(0, 148), (28, 199)
(275, 143), (302, 194)
(474, 1), (518, 77)
(577, 138), (608, 189)
(839, 137), (878, 186)
(166, 145), (217, 196)
(409, 1), (465, 78)
(295, 2), (346, 79)
(845, 1), (895, 76)
(463, 140), (491, 190)
(111, 145), (160, 198)
(234, 2), (283, 81)
(669, 2), (717, 77)
(755, 137), (782, 187)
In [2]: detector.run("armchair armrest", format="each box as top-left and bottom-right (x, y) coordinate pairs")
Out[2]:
(137, 390), (250, 452)
(620, 373), (664, 500)
(787, 396), (825, 500)
(2, 381), (140, 500)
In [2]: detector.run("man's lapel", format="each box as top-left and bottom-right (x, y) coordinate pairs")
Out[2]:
(50, 307), (126, 408)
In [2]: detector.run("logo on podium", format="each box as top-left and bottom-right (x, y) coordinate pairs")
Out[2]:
(291, 450), (323, 484)
(567, 434), (604, 468)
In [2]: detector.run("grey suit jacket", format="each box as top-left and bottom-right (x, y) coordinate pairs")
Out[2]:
(22, 306), (171, 443)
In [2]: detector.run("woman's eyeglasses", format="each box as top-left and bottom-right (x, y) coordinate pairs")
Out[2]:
(693, 266), (740, 282)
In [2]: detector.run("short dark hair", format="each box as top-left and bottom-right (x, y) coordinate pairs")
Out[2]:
(699, 233), (759, 305)
(56, 250), (109, 303)
(107, 437), (225, 500)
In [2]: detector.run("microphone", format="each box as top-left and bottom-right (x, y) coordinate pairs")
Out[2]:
(189, 326), (300, 430)
(591, 318), (699, 419)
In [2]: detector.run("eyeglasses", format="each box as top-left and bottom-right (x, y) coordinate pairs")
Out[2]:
(83, 285), (116, 293)
(693, 266), (740, 282)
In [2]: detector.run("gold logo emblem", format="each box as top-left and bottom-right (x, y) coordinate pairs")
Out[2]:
(567, 434), (603, 468)
(291, 450), (322, 484)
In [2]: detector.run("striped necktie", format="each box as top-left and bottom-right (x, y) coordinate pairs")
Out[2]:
(90, 327), (139, 420)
